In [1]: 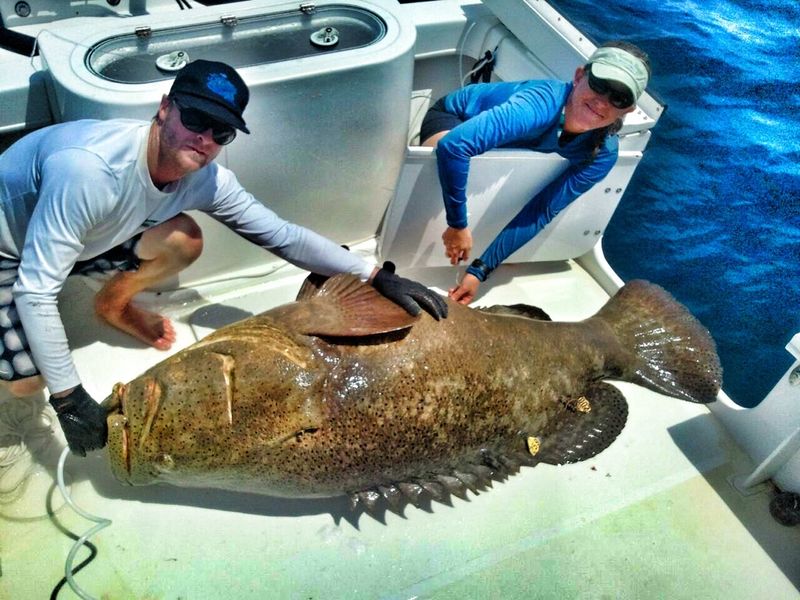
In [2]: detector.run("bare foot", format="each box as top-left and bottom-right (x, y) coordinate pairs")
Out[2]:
(97, 302), (176, 350)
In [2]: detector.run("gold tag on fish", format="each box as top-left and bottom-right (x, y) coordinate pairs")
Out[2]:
(575, 396), (591, 413)
(527, 436), (540, 456)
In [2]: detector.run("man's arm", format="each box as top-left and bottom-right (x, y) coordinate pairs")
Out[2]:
(13, 150), (118, 454)
(206, 170), (447, 319)
(13, 149), (119, 393)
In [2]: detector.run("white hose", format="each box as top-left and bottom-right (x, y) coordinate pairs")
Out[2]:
(458, 21), (478, 88)
(57, 447), (112, 600)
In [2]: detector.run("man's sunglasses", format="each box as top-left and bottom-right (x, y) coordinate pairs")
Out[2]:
(586, 67), (635, 109)
(172, 98), (237, 146)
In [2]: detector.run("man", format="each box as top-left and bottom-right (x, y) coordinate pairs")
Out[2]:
(420, 42), (650, 304)
(0, 60), (446, 456)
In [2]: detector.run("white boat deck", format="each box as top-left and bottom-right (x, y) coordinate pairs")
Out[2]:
(0, 1), (797, 597)
(2, 252), (798, 599)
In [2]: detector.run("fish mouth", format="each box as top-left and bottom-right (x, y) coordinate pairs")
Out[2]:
(104, 383), (131, 482)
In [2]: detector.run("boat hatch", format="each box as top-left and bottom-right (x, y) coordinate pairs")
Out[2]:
(85, 5), (386, 84)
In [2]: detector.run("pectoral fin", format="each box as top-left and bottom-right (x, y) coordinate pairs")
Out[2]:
(278, 274), (419, 337)
(533, 382), (628, 465)
(296, 272), (329, 300)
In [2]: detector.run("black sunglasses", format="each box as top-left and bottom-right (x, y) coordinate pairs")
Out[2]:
(586, 67), (635, 109)
(171, 98), (237, 146)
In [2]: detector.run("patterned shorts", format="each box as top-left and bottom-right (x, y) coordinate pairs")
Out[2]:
(0, 234), (142, 381)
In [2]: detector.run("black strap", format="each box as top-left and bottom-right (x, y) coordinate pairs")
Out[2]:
(0, 27), (37, 57)
(469, 48), (497, 84)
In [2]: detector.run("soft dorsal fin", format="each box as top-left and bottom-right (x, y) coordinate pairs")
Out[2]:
(532, 382), (628, 465)
(275, 273), (419, 337)
(477, 303), (551, 321)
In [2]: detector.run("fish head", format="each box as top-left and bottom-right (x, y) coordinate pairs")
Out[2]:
(103, 322), (326, 491)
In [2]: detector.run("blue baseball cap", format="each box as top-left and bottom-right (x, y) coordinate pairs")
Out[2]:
(169, 59), (250, 133)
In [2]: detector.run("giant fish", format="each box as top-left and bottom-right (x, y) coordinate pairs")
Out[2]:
(103, 275), (721, 511)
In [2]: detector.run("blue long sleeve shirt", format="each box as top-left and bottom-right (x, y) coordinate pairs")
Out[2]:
(435, 80), (618, 279)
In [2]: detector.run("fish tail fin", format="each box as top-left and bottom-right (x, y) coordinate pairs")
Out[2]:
(594, 280), (722, 403)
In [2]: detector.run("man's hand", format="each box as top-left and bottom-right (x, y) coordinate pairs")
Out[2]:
(49, 385), (108, 457)
(442, 226), (473, 265)
(449, 272), (480, 305)
(371, 262), (448, 320)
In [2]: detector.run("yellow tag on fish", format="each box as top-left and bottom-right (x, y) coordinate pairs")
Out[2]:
(576, 396), (592, 413)
(527, 436), (540, 456)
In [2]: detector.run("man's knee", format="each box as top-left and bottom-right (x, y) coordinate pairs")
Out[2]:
(168, 214), (203, 263)
(3, 376), (45, 398)
(141, 213), (204, 264)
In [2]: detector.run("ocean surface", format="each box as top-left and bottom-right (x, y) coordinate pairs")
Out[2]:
(549, 0), (800, 407)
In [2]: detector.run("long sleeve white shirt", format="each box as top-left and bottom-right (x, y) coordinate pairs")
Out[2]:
(0, 119), (374, 393)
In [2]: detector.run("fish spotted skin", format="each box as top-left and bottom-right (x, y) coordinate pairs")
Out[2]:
(104, 276), (721, 504)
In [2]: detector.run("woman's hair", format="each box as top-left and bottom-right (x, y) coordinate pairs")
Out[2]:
(585, 40), (651, 162)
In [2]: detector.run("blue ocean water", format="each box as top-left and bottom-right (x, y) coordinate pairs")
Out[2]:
(549, 0), (800, 407)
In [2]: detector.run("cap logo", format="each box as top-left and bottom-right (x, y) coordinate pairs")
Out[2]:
(206, 73), (238, 105)
(169, 60), (250, 133)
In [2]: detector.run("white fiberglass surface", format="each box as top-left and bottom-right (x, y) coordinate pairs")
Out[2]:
(1, 260), (798, 599)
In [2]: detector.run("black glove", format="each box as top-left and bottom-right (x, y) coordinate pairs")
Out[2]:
(49, 385), (108, 457)
(372, 261), (448, 320)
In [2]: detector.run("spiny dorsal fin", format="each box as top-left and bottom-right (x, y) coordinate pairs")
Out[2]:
(378, 484), (405, 513)
(436, 474), (469, 499)
(277, 274), (419, 337)
(420, 480), (446, 502)
(348, 451), (540, 515)
(398, 482), (425, 507)
(477, 303), (551, 321)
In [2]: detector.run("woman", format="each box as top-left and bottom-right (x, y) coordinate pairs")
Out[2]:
(421, 41), (651, 304)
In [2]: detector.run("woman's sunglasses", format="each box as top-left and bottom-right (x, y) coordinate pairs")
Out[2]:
(171, 98), (237, 146)
(586, 67), (635, 109)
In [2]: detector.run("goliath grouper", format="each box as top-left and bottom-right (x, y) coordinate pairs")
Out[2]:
(103, 275), (721, 511)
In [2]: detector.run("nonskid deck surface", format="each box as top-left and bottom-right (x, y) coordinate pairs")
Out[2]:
(1, 258), (798, 599)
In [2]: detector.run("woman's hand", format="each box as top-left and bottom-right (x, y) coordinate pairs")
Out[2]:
(449, 272), (480, 305)
(442, 226), (473, 265)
